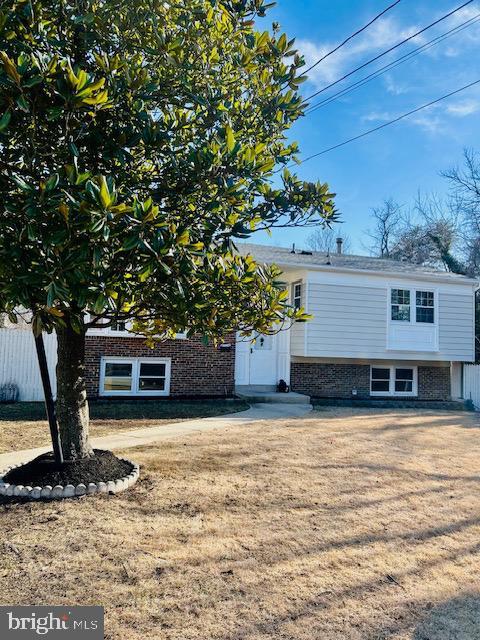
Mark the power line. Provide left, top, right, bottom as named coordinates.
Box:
left=306, top=12, right=480, bottom=115
left=287, top=79, right=480, bottom=168
left=302, top=0, right=403, bottom=77
left=304, top=0, right=475, bottom=102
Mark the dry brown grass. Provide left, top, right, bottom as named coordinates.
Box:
left=0, top=400, right=248, bottom=453
left=1, top=407, right=480, bottom=640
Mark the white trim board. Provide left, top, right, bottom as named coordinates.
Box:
left=306, top=270, right=476, bottom=294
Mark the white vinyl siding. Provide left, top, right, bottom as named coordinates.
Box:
left=303, top=278, right=475, bottom=362
left=290, top=322, right=305, bottom=356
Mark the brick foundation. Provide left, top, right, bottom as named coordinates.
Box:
left=85, top=335, right=235, bottom=398
left=291, top=362, right=451, bottom=400
left=291, top=363, right=371, bottom=398
left=417, top=366, right=451, bottom=400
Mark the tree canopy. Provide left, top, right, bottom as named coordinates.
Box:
left=0, top=0, right=337, bottom=340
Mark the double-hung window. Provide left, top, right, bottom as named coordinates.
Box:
left=391, top=289, right=411, bottom=322
left=370, top=366, right=417, bottom=396
left=100, top=357, right=171, bottom=396
left=416, top=291, right=434, bottom=324
left=292, top=282, right=302, bottom=310
left=391, top=288, right=435, bottom=325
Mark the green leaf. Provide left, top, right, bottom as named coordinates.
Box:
left=45, top=174, right=59, bottom=191
left=225, top=125, right=235, bottom=153
left=93, top=293, right=106, bottom=314
left=122, top=234, right=140, bottom=251
left=16, top=95, right=29, bottom=112
left=69, top=141, right=79, bottom=157
left=0, top=110, right=11, bottom=132
left=99, top=176, right=112, bottom=208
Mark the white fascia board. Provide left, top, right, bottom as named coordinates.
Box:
left=303, top=268, right=477, bottom=293
left=271, top=260, right=478, bottom=288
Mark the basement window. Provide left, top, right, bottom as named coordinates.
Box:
left=370, top=366, right=417, bottom=397
left=100, top=357, right=171, bottom=396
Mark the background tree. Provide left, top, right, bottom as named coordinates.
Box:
left=387, top=193, right=463, bottom=272
left=365, top=198, right=402, bottom=258
left=306, top=227, right=351, bottom=254
left=443, top=148, right=480, bottom=274
left=0, top=1, right=337, bottom=461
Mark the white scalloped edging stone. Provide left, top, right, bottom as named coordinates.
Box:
left=0, top=457, right=139, bottom=501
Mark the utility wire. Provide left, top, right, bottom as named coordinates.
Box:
left=306, top=12, right=480, bottom=114
left=304, top=0, right=475, bottom=102
left=285, top=79, right=480, bottom=168
left=301, top=0, right=403, bottom=77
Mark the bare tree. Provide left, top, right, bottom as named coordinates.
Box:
left=306, top=227, right=352, bottom=254
left=443, top=148, right=480, bottom=274
left=364, top=192, right=465, bottom=272
left=366, top=199, right=402, bottom=257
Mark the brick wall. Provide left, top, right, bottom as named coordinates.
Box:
left=291, top=362, right=451, bottom=400
left=291, top=363, right=371, bottom=398
left=418, top=366, right=451, bottom=400
left=85, top=335, right=235, bottom=398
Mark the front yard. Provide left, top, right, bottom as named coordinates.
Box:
left=0, top=399, right=249, bottom=453
left=1, top=407, right=480, bottom=639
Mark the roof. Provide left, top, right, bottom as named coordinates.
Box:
left=237, top=243, right=477, bottom=284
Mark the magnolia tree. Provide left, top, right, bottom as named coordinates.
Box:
left=0, top=0, right=337, bottom=461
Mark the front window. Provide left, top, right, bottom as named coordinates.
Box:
left=416, top=291, right=434, bottom=323
left=103, top=362, right=133, bottom=392
left=101, top=358, right=171, bottom=396
left=138, top=362, right=167, bottom=391
left=395, top=368, right=414, bottom=393
left=370, top=366, right=417, bottom=396
left=391, top=289, right=410, bottom=322
left=391, top=288, right=435, bottom=325
left=371, top=367, right=390, bottom=393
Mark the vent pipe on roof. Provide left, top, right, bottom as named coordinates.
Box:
left=336, top=237, right=343, bottom=254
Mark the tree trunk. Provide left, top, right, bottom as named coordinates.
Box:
left=56, top=323, right=93, bottom=461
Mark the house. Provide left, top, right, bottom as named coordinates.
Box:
left=0, top=242, right=477, bottom=402
left=234, top=243, right=477, bottom=402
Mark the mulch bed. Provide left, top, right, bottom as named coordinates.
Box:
left=4, top=449, right=133, bottom=486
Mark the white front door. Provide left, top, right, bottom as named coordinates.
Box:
left=234, top=331, right=291, bottom=387
left=249, top=334, right=278, bottom=385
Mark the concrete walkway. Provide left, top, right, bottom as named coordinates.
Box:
left=0, top=402, right=312, bottom=470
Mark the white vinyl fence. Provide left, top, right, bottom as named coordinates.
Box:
left=463, top=364, right=480, bottom=410
left=0, top=329, right=57, bottom=401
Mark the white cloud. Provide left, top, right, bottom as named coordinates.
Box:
left=297, top=16, right=420, bottom=89
left=384, top=73, right=410, bottom=95
left=362, top=106, right=445, bottom=134
left=298, top=5, right=480, bottom=91
left=446, top=99, right=480, bottom=117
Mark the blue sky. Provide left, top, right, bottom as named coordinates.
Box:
left=252, top=0, right=480, bottom=253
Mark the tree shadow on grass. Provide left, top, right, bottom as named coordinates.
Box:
left=413, top=594, right=480, bottom=640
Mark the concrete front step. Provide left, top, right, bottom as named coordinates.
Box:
left=235, top=389, right=311, bottom=405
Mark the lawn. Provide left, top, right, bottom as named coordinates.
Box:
left=1, top=407, right=480, bottom=639
left=0, top=399, right=249, bottom=453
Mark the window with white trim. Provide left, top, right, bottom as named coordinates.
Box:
left=110, top=320, right=128, bottom=333
left=391, top=289, right=410, bottom=322
left=416, top=290, right=434, bottom=324
left=292, top=282, right=302, bottom=310
left=370, top=366, right=417, bottom=396
left=100, top=357, right=171, bottom=396
left=391, top=288, right=435, bottom=325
